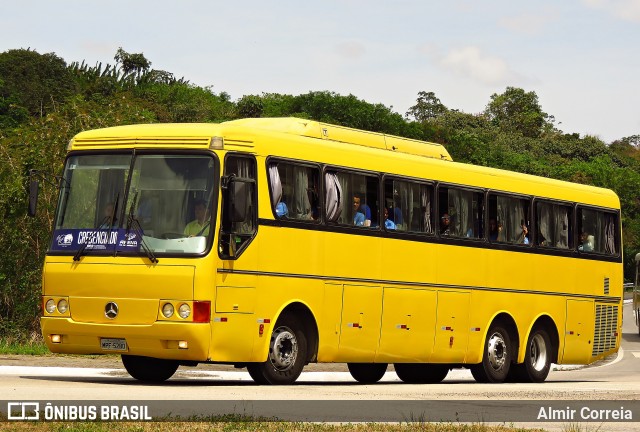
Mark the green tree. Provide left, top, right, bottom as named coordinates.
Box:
left=236, top=94, right=265, bottom=118
left=485, top=87, right=549, bottom=138
left=406, top=91, right=448, bottom=121
left=114, top=47, right=151, bottom=82
left=0, top=48, right=76, bottom=117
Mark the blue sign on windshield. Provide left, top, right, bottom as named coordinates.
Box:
left=51, top=229, right=141, bottom=252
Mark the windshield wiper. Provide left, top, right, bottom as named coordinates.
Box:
left=73, top=192, right=119, bottom=261
left=125, top=191, right=158, bottom=264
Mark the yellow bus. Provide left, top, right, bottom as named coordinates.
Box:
left=33, top=118, right=623, bottom=385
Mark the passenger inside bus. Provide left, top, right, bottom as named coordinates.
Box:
left=579, top=231, right=595, bottom=252
left=384, top=207, right=396, bottom=230
left=440, top=213, right=451, bottom=235
left=488, top=218, right=503, bottom=242
left=517, top=221, right=530, bottom=244
left=353, top=194, right=371, bottom=227
left=100, top=202, right=117, bottom=229
left=276, top=201, right=289, bottom=217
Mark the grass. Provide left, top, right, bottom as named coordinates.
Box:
left=0, top=421, right=547, bottom=432
left=0, top=338, right=49, bottom=355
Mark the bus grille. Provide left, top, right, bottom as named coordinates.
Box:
left=591, top=304, right=618, bottom=357
left=603, top=277, right=610, bottom=295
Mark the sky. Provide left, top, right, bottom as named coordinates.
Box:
left=1, top=0, right=639, bottom=143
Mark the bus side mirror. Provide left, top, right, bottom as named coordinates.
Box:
left=28, top=177, right=39, bottom=217
left=226, top=180, right=250, bottom=223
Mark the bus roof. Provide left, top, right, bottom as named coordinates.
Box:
left=71, top=118, right=452, bottom=161
left=69, top=118, right=620, bottom=209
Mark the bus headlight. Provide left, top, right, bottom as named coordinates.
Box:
left=162, top=303, right=174, bottom=318
left=178, top=303, right=191, bottom=319
left=57, top=299, right=69, bottom=314
left=45, top=299, right=56, bottom=314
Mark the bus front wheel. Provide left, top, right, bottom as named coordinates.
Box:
left=246, top=314, right=307, bottom=385
left=395, top=363, right=449, bottom=383
left=471, top=324, right=512, bottom=383
left=347, top=363, right=388, bottom=384
left=121, top=355, right=179, bottom=382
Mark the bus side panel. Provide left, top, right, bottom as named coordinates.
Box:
left=317, top=283, right=343, bottom=362
left=431, top=291, right=470, bottom=363
left=561, top=299, right=594, bottom=364
left=375, top=287, right=437, bottom=363
left=337, top=284, right=383, bottom=362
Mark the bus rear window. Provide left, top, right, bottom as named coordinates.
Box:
left=578, top=208, right=618, bottom=255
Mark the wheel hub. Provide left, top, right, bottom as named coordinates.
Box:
left=269, top=326, right=298, bottom=371
left=487, top=332, right=507, bottom=370
left=529, top=333, right=548, bottom=371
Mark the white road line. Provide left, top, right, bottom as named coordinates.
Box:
left=0, top=366, right=475, bottom=382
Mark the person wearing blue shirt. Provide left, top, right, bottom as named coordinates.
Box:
left=384, top=207, right=396, bottom=230
left=517, top=222, right=530, bottom=245
left=353, top=210, right=366, bottom=226
left=275, top=201, right=288, bottom=218
left=353, top=194, right=371, bottom=227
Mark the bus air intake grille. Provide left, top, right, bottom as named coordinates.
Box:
left=603, top=277, right=610, bottom=295
left=591, top=304, right=618, bottom=357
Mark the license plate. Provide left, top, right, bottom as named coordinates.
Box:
left=100, top=338, right=127, bottom=351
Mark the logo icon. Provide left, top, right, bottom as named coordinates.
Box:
left=56, top=234, right=73, bottom=246
left=104, top=302, right=119, bottom=319
left=7, top=402, right=40, bottom=420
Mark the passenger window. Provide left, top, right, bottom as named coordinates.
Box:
left=536, top=202, right=572, bottom=249
left=438, top=186, right=484, bottom=238
left=219, top=155, right=257, bottom=258
left=268, top=161, right=320, bottom=221
left=325, top=170, right=379, bottom=228
left=384, top=179, right=433, bottom=233
left=487, top=194, right=531, bottom=245
left=578, top=208, right=618, bottom=255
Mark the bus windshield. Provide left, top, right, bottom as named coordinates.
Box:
left=52, top=153, right=217, bottom=256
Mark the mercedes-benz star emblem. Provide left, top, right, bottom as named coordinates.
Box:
left=104, top=302, right=119, bottom=319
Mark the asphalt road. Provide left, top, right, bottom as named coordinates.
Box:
left=2, top=301, right=639, bottom=430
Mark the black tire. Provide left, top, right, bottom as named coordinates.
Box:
left=511, top=327, right=552, bottom=383
left=470, top=324, right=512, bottom=383
left=246, top=314, right=307, bottom=385
left=347, top=363, right=388, bottom=384
left=121, top=355, right=179, bottom=382
left=395, top=363, right=449, bottom=384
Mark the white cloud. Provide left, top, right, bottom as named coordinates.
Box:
left=439, top=46, right=523, bottom=86
left=582, top=0, right=640, bottom=23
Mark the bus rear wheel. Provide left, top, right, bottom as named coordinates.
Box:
left=471, top=324, right=512, bottom=383
left=512, top=327, right=551, bottom=383
left=395, top=363, right=449, bottom=383
left=246, top=314, right=307, bottom=385
left=347, top=363, right=388, bottom=384
left=121, top=355, right=179, bottom=382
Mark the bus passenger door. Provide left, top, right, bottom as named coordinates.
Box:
left=338, top=284, right=383, bottom=362
left=376, top=288, right=437, bottom=363
left=431, top=291, right=470, bottom=363
left=562, top=299, right=594, bottom=364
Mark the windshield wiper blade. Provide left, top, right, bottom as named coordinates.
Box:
left=73, top=192, right=120, bottom=262
left=125, top=191, right=158, bottom=264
